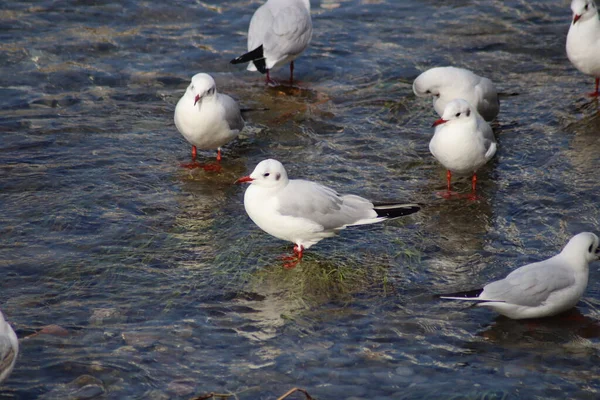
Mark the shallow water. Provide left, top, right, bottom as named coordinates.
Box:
left=1, top=0, right=600, bottom=398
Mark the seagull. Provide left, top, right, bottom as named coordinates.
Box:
left=174, top=73, right=244, bottom=171
left=413, top=66, right=500, bottom=121
left=566, top=0, right=600, bottom=97
left=438, top=232, right=600, bottom=320
left=230, top=0, right=313, bottom=85
left=429, top=99, right=496, bottom=198
left=0, top=310, right=18, bottom=383
left=235, top=159, right=420, bottom=268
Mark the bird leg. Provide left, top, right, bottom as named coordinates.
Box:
left=589, top=78, right=600, bottom=98
left=466, top=174, right=479, bottom=201
left=282, top=244, right=304, bottom=269
left=180, top=145, right=222, bottom=171
left=437, top=170, right=454, bottom=199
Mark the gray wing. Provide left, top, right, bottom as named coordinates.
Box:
left=0, top=335, right=16, bottom=379
left=264, top=5, right=312, bottom=61
left=276, top=180, right=375, bottom=230
left=482, top=260, right=575, bottom=307
left=218, top=93, right=244, bottom=132
left=474, top=77, right=499, bottom=121
left=248, top=3, right=273, bottom=51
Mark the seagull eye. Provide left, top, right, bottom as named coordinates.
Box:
left=208, top=87, right=215, bottom=95
left=455, top=112, right=461, bottom=117
left=585, top=4, right=589, bottom=10
left=425, top=90, right=431, bottom=94
left=263, top=172, right=270, bottom=177
left=588, top=243, right=594, bottom=253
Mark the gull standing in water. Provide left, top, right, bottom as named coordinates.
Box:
left=566, top=0, right=600, bottom=97
left=230, top=0, right=313, bottom=85
left=174, top=73, right=244, bottom=171
left=438, top=233, right=600, bottom=320
left=429, top=99, right=496, bottom=199
left=0, top=310, right=18, bottom=383
left=235, top=159, right=420, bottom=268
left=413, top=66, right=499, bottom=121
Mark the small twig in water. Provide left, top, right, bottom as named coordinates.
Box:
left=277, top=387, right=314, bottom=400
left=189, top=393, right=233, bottom=400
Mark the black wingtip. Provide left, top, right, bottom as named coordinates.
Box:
left=230, top=45, right=264, bottom=65
left=436, top=288, right=484, bottom=299
left=373, top=203, right=421, bottom=219
left=253, top=58, right=267, bottom=74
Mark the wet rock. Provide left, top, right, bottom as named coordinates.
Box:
left=27, top=324, right=69, bottom=338
left=167, top=379, right=196, bottom=396
left=89, top=308, right=123, bottom=325
left=395, top=366, right=415, bottom=376
left=40, top=375, right=105, bottom=400
left=121, top=331, right=160, bottom=348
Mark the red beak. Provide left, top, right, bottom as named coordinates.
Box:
left=432, top=118, right=448, bottom=127
left=194, top=94, right=200, bottom=105
left=235, top=176, right=254, bottom=184
left=574, top=14, right=581, bottom=24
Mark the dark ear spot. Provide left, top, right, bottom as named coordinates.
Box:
left=466, top=109, right=471, bottom=117
left=275, top=173, right=281, bottom=181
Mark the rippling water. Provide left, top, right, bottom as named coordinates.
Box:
left=2, top=0, right=600, bottom=398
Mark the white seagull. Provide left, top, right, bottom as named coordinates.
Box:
left=413, top=66, right=500, bottom=121
left=0, top=310, right=18, bottom=383
left=439, top=232, right=600, bottom=320
left=429, top=99, right=496, bottom=198
left=230, top=0, right=313, bottom=84
left=566, top=0, right=600, bottom=97
left=235, top=159, right=420, bottom=268
left=174, top=73, right=244, bottom=171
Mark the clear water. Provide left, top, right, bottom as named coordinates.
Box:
left=2, top=0, right=600, bottom=398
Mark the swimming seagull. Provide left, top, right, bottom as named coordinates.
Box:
left=0, top=310, right=18, bottom=383
left=230, top=0, right=313, bottom=85
left=174, top=73, right=244, bottom=170
left=413, top=66, right=500, bottom=121
left=235, top=159, right=420, bottom=268
left=566, top=0, right=600, bottom=97
left=438, top=232, right=600, bottom=320
left=429, top=99, right=496, bottom=198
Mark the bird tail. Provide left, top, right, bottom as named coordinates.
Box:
left=373, top=203, right=421, bottom=220
left=230, top=45, right=268, bottom=74
left=436, top=288, right=501, bottom=303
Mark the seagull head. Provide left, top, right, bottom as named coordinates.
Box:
left=235, top=159, right=289, bottom=188
left=412, top=69, right=442, bottom=99
left=571, top=0, right=597, bottom=24
left=561, top=232, right=600, bottom=263
left=187, top=73, right=217, bottom=106
left=432, top=98, right=474, bottom=127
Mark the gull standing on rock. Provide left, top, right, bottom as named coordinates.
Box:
left=438, top=232, right=600, bottom=320
left=566, top=0, right=600, bottom=97
left=413, top=66, right=500, bottom=121
left=230, top=0, right=312, bottom=85
left=235, top=159, right=420, bottom=268
left=0, top=310, right=18, bottom=383
left=174, top=73, right=244, bottom=171
left=429, top=99, right=496, bottom=198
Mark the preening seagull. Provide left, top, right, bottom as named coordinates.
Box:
left=235, top=159, right=420, bottom=268
left=413, top=66, right=499, bottom=121
left=438, top=232, right=600, bottom=320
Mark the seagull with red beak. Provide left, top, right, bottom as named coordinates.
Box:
left=174, top=73, right=245, bottom=170
left=235, top=159, right=420, bottom=268
left=566, top=0, right=600, bottom=97
left=429, top=99, right=496, bottom=199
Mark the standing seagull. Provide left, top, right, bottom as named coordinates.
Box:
left=413, top=66, right=500, bottom=121
left=230, top=0, right=313, bottom=85
left=174, top=73, right=244, bottom=170
left=0, top=310, right=18, bottom=383
left=438, top=232, right=600, bottom=320
left=566, top=0, right=600, bottom=97
left=235, top=159, right=420, bottom=268
left=429, top=99, right=496, bottom=198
